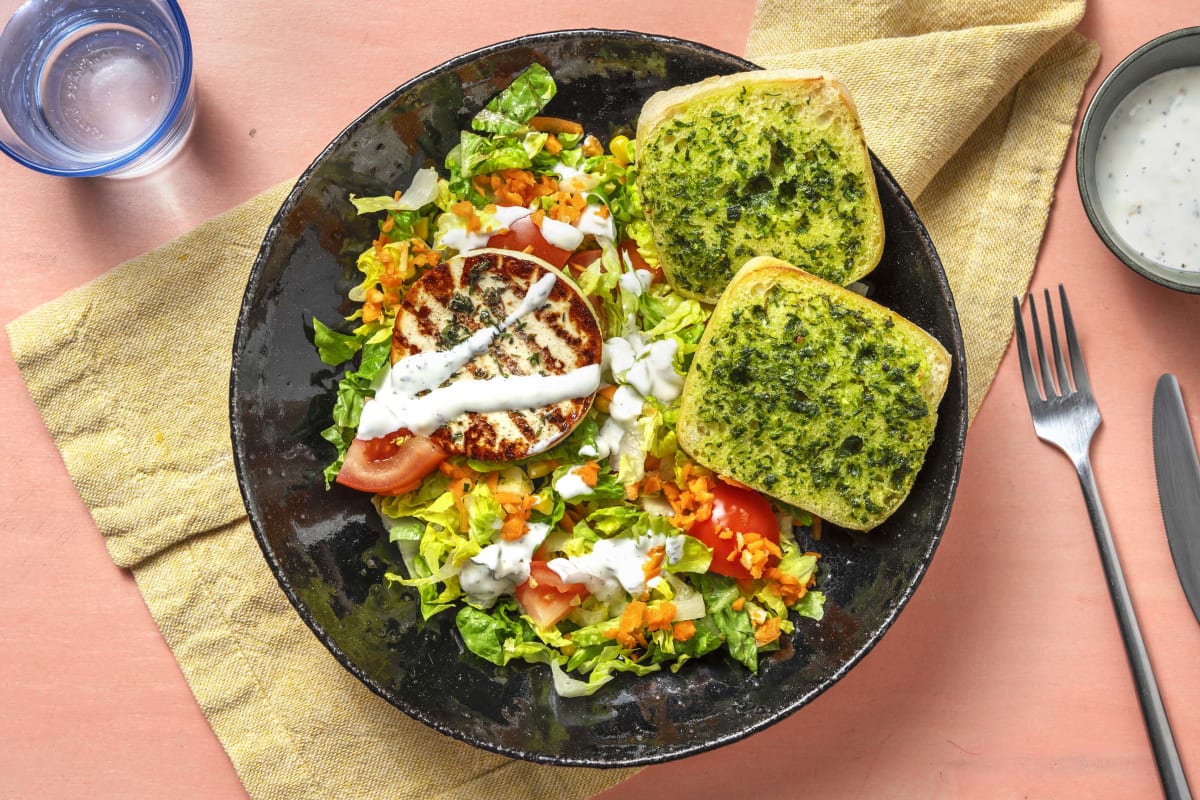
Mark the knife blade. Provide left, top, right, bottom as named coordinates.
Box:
left=1152, top=373, right=1200, bottom=627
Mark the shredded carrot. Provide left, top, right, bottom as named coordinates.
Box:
left=496, top=491, right=538, bottom=541
left=485, top=470, right=499, bottom=494
left=624, top=482, right=640, bottom=501
left=764, top=567, right=808, bottom=605
left=642, top=474, right=662, bottom=496
left=594, top=384, right=618, bottom=414
left=546, top=190, right=588, bottom=224
left=735, top=531, right=784, bottom=579
left=664, top=469, right=715, bottom=531
left=604, top=600, right=647, bottom=649
left=672, top=620, right=697, bottom=642
left=754, top=616, right=782, bottom=646
left=644, top=601, right=676, bottom=632
left=500, top=514, right=526, bottom=541
left=438, top=461, right=475, bottom=482
left=448, top=481, right=470, bottom=533
left=642, top=545, right=666, bottom=585
left=543, top=134, right=562, bottom=155
left=451, top=200, right=474, bottom=217
left=573, top=461, right=600, bottom=488
left=811, top=516, right=823, bottom=541
left=529, top=116, right=584, bottom=135
left=731, top=596, right=746, bottom=612
left=478, top=168, right=558, bottom=207
left=764, top=552, right=819, bottom=605
left=581, top=134, right=603, bottom=157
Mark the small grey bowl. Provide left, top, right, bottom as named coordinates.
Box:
left=1077, top=26, right=1200, bottom=293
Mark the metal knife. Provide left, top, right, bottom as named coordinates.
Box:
left=1153, top=373, right=1200, bottom=626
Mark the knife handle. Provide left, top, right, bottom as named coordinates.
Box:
left=1077, top=458, right=1192, bottom=800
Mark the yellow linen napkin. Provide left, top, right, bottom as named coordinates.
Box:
left=7, top=4, right=1096, bottom=798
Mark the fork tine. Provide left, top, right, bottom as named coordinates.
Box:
left=1013, top=295, right=1045, bottom=404
left=1043, top=288, right=1073, bottom=393
left=1028, top=292, right=1059, bottom=398
left=1058, top=284, right=1093, bottom=394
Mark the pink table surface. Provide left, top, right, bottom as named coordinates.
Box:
left=4, top=2, right=1200, bottom=798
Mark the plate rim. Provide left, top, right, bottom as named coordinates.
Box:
left=229, top=27, right=969, bottom=768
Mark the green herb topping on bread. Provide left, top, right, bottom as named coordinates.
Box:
left=636, top=69, right=884, bottom=302
left=676, top=257, right=950, bottom=531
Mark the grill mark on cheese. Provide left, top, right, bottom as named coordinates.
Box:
left=389, top=248, right=602, bottom=461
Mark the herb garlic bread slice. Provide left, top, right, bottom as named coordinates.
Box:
left=676, top=257, right=950, bottom=531
left=636, top=69, right=884, bottom=303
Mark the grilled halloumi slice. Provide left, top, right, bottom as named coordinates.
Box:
left=390, top=248, right=603, bottom=461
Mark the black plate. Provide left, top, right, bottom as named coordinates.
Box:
left=230, top=29, right=968, bottom=767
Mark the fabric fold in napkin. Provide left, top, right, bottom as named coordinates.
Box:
left=7, top=3, right=1097, bottom=799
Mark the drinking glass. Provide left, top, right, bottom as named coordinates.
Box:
left=0, top=0, right=195, bottom=178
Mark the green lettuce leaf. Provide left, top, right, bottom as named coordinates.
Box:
left=457, top=603, right=524, bottom=665
left=312, top=318, right=364, bottom=366
left=317, top=325, right=391, bottom=486
left=664, top=534, right=713, bottom=575
left=471, top=63, right=556, bottom=135
left=453, top=129, right=533, bottom=180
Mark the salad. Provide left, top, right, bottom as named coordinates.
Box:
left=313, top=64, right=825, bottom=697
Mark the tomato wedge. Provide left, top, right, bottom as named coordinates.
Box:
left=689, top=481, right=781, bottom=579
left=565, top=241, right=663, bottom=284
left=618, top=240, right=663, bottom=283
left=515, top=561, right=590, bottom=629
left=336, top=432, right=447, bottom=496
left=485, top=215, right=572, bottom=268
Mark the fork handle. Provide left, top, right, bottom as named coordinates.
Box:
left=1077, top=459, right=1192, bottom=800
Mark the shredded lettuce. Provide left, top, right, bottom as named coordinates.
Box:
left=349, top=168, right=439, bottom=214
left=314, top=65, right=828, bottom=696
left=315, top=323, right=391, bottom=486
left=470, top=63, right=556, bottom=135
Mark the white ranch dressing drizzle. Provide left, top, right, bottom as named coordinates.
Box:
left=357, top=272, right=600, bottom=440
left=539, top=216, right=585, bottom=251
left=547, top=533, right=685, bottom=601
left=459, top=522, right=550, bottom=606
left=576, top=204, right=615, bottom=241
left=553, top=470, right=593, bottom=500
left=438, top=204, right=533, bottom=253
left=1094, top=66, right=1200, bottom=270
left=605, top=333, right=684, bottom=404
left=618, top=269, right=653, bottom=297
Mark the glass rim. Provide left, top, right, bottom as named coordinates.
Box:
left=0, top=0, right=194, bottom=177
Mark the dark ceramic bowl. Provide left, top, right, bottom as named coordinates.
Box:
left=1077, top=27, right=1200, bottom=293
left=230, top=30, right=968, bottom=767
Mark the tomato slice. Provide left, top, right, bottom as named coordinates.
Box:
left=336, top=432, right=447, bottom=496
left=486, top=215, right=572, bottom=268
left=515, top=561, right=590, bottom=629
left=689, top=481, right=781, bottom=579
left=566, top=248, right=602, bottom=274
left=566, top=241, right=663, bottom=284
left=618, top=240, right=664, bottom=284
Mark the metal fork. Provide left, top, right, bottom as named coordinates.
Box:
left=1014, top=285, right=1191, bottom=800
